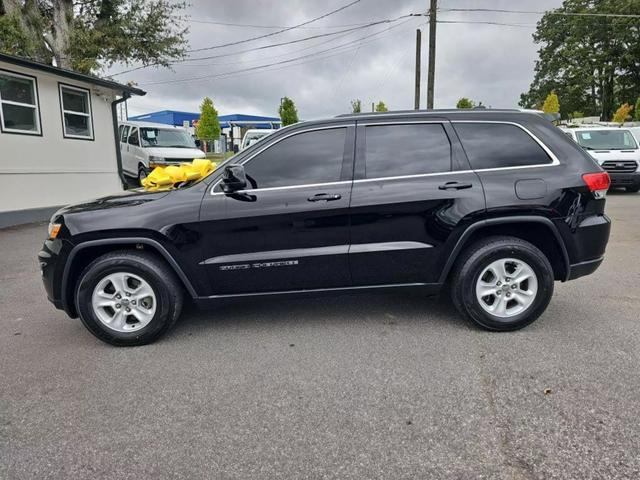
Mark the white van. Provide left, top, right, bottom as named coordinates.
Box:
left=562, top=126, right=640, bottom=192
left=240, top=129, right=275, bottom=151
left=118, top=121, right=206, bottom=185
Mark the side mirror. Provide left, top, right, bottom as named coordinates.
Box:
left=194, top=139, right=202, bottom=148
left=221, top=165, right=247, bottom=193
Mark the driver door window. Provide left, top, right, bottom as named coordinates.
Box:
left=243, top=128, right=347, bottom=189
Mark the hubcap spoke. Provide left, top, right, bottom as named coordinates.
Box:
left=476, top=257, right=538, bottom=320
left=92, top=272, right=156, bottom=333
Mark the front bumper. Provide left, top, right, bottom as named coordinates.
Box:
left=609, top=171, right=640, bottom=188
left=38, top=238, right=73, bottom=314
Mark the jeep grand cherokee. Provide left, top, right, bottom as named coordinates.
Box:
left=39, top=110, right=611, bottom=346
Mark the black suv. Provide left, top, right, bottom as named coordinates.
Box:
left=40, top=110, right=611, bottom=346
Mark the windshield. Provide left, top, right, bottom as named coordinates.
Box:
left=140, top=127, right=197, bottom=148
left=575, top=129, right=638, bottom=150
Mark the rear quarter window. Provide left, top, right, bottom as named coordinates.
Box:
left=454, top=122, right=552, bottom=170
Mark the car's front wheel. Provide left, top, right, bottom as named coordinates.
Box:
left=451, top=236, right=554, bottom=331
left=75, top=251, right=183, bottom=346
left=138, top=165, right=149, bottom=186
left=625, top=186, right=640, bottom=193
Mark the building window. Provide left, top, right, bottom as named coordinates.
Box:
left=0, top=70, right=41, bottom=135
left=59, top=84, right=94, bottom=140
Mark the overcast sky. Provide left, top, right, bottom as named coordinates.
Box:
left=106, top=0, right=563, bottom=119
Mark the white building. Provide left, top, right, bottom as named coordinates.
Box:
left=0, top=53, right=145, bottom=228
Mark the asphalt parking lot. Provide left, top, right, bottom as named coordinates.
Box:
left=1, top=193, right=639, bottom=480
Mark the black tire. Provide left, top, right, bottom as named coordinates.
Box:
left=138, top=165, right=148, bottom=186
left=625, top=186, right=640, bottom=193
left=450, top=236, right=554, bottom=331
left=75, top=250, right=183, bottom=346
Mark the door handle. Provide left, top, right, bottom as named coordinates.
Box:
left=438, top=181, right=473, bottom=190
left=308, top=193, right=342, bottom=202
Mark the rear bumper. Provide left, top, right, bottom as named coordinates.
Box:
left=567, top=256, right=604, bottom=280
left=563, top=214, right=611, bottom=281
left=609, top=171, right=640, bottom=188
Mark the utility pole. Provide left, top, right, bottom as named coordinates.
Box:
left=414, top=29, right=421, bottom=110
left=426, top=0, right=437, bottom=109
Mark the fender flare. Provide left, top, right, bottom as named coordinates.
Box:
left=438, top=215, right=571, bottom=283
left=61, top=237, right=198, bottom=316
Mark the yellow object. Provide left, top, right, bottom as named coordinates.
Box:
left=141, top=159, right=217, bottom=191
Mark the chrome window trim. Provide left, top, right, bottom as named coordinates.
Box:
left=210, top=120, right=562, bottom=194
left=451, top=120, right=561, bottom=168
left=211, top=180, right=352, bottom=195
left=210, top=124, right=354, bottom=195
left=352, top=170, right=470, bottom=184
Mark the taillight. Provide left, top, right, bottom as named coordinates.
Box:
left=582, top=172, right=610, bottom=198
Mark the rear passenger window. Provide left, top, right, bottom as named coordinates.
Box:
left=364, top=124, right=451, bottom=178
left=454, top=123, right=552, bottom=170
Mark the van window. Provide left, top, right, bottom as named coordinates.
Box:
left=364, top=124, right=451, bottom=179
left=454, top=123, right=552, bottom=169
left=127, top=127, right=139, bottom=146
left=121, top=125, right=130, bottom=142
left=575, top=129, right=637, bottom=150
left=243, top=128, right=346, bottom=189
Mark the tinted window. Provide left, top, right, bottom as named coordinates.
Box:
left=455, top=123, right=552, bottom=169
left=128, top=127, right=139, bottom=146
left=243, top=128, right=346, bottom=189
left=121, top=125, right=130, bottom=142
left=364, top=124, right=451, bottom=179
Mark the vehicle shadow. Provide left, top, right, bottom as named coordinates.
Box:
left=171, top=291, right=469, bottom=336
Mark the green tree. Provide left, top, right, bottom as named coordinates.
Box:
left=519, top=0, right=640, bottom=120
left=0, top=0, right=188, bottom=74
left=374, top=101, right=388, bottom=112
left=350, top=99, right=362, bottom=113
left=542, top=91, right=560, bottom=115
left=278, top=97, right=299, bottom=126
left=456, top=97, right=475, bottom=109
left=570, top=111, right=584, bottom=119
left=195, top=97, right=220, bottom=143
left=635, top=98, right=640, bottom=121
left=612, top=103, right=632, bottom=123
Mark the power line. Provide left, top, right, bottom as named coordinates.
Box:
left=189, top=18, right=380, bottom=30
left=187, top=0, right=362, bottom=52
left=180, top=18, right=415, bottom=70
left=439, top=8, right=640, bottom=18
left=111, top=14, right=417, bottom=76
left=141, top=18, right=419, bottom=87
left=437, top=19, right=535, bottom=28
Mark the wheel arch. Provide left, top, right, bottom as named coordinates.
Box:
left=61, top=238, right=197, bottom=318
left=439, top=216, right=570, bottom=284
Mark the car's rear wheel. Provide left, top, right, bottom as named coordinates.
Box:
left=625, top=186, right=640, bottom=193
left=451, top=236, right=554, bottom=331
left=75, top=251, right=183, bottom=346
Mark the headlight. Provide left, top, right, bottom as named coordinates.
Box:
left=149, top=155, right=164, bottom=164
left=48, top=222, right=62, bottom=239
